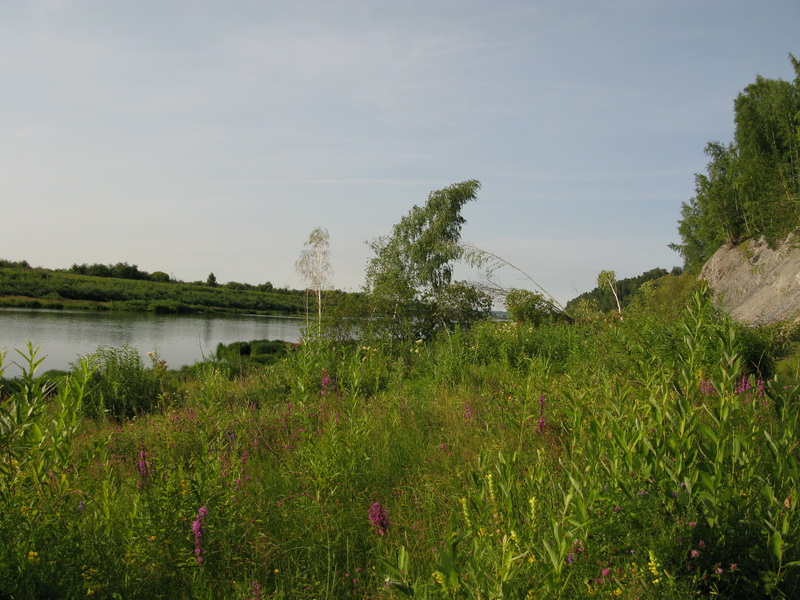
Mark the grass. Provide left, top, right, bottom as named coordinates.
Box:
left=0, top=288, right=799, bottom=599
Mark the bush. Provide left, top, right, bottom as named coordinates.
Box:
left=81, top=346, right=170, bottom=420
left=505, top=288, right=561, bottom=325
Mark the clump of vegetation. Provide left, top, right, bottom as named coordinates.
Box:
left=81, top=346, right=174, bottom=420
left=213, top=339, right=292, bottom=368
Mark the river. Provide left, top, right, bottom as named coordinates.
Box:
left=0, top=308, right=304, bottom=377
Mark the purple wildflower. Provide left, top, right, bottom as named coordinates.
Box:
left=537, top=394, right=546, bottom=434
left=368, top=502, right=389, bottom=536
left=250, top=581, right=263, bottom=600
left=735, top=376, right=750, bottom=396
left=463, top=402, right=474, bottom=421
left=321, top=371, right=334, bottom=397
left=699, top=378, right=716, bottom=396
left=192, top=505, right=209, bottom=564
left=136, top=450, right=152, bottom=489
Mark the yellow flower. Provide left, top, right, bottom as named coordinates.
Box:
left=27, top=551, right=39, bottom=563
left=432, top=570, right=445, bottom=585
left=647, top=550, right=661, bottom=577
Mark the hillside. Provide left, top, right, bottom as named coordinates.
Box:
left=700, top=233, right=800, bottom=325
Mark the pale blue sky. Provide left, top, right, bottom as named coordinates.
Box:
left=2, top=0, right=798, bottom=304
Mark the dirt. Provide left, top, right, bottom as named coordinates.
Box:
left=700, top=233, right=800, bottom=326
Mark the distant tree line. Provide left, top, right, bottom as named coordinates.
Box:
left=0, top=259, right=31, bottom=269
left=69, top=262, right=161, bottom=281
left=67, top=261, right=279, bottom=293
left=671, top=54, right=800, bottom=272
left=0, top=260, right=306, bottom=315
left=565, top=267, right=682, bottom=314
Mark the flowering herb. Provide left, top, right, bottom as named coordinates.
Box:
left=368, top=502, right=389, bottom=536
left=192, top=506, right=209, bottom=564
left=537, top=394, right=546, bottom=434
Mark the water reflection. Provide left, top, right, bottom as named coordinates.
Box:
left=0, top=308, right=303, bottom=376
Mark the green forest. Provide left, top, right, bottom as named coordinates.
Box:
left=1, top=60, right=800, bottom=600
left=671, top=54, right=800, bottom=272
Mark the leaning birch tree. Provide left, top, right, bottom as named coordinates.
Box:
left=597, top=269, right=623, bottom=320
left=295, top=227, right=333, bottom=329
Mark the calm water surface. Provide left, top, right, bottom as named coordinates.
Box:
left=0, top=309, right=303, bottom=376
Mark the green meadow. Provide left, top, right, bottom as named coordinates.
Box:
left=2, top=276, right=799, bottom=599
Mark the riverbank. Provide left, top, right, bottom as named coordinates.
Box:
left=0, top=265, right=308, bottom=316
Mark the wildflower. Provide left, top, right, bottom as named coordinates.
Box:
left=250, top=581, right=263, bottom=600
left=486, top=473, right=497, bottom=509
left=730, top=563, right=738, bottom=571
left=735, top=375, right=750, bottom=396
left=537, top=394, right=546, bottom=434
left=463, top=402, right=474, bottom=421
left=136, top=450, right=152, bottom=489
left=647, top=550, right=661, bottom=583
left=27, top=551, right=39, bottom=563
left=432, top=570, right=445, bottom=584
left=460, top=497, right=472, bottom=528
left=192, top=505, right=209, bottom=564
left=368, top=502, right=389, bottom=536
left=691, top=549, right=700, bottom=558
left=699, top=378, right=716, bottom=395
left=601, top=568, right=611, bottom=577
left=320, top=371, right=334, bottom=397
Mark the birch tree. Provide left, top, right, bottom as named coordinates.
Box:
left=597, top=270, right=623, bottom=320
left=365, top=180, right=489, bottom=339
left=295, top=227, right=333, bottom=329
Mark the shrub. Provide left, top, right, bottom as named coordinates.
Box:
left=81, top=346, right=169, bottom=420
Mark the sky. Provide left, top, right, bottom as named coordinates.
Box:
left=2, top=0, right=798, bottom=305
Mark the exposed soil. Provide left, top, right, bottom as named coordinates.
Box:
left=700, top=233, right=800, bottom=326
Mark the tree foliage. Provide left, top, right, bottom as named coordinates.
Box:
left=504, top=289, right=560, bottom=326
left=364, top=180, right=489, bottom=339
left=295, top=227, right=333, bottom=327
left=566, top=267, right=679, bottom=314
left=672, top=55, right=800, bottom=271
left=597, top=270, right=623, bottom=319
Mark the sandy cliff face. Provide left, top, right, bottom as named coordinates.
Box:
left=700, top=234, right=800, bottom=325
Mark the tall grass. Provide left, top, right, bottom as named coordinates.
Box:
left=0, top=288, right=798, bottom=598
